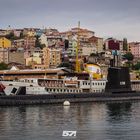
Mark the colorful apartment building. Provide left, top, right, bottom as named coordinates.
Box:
left=104, top=38, right=123, bottom=51
left=43, top=47, right=61, bottom=68
left=25, top=48, right=43, bottom=67
left=0, top=48, right=9, bottom=63
left=88, top=36, right=104, bottom=53
left=24, top=37, right=36, bottom=49
left=0, top=37, right=11, bottom=48
left=13, top=39, right=25, bottom=48
left=129, top=42, right=140, bottom=59
left=23, top=28, right=36, bottom=37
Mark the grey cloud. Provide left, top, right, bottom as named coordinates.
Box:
left=0, top=0, right=140, bottom=41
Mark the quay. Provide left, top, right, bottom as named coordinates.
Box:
left=0, top=92, right=140, bottom=106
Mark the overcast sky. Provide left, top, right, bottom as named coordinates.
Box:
left=0, top=0, right=140, bottom=42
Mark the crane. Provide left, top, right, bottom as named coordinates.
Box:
left=75, top=21, right=81, bottom=73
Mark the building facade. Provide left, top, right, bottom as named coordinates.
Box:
left=129, top=42, right=140, bottom=59
left=0, top=48, right=9, bottom=63
left=43, top=47, right=61, bottom=68
left=9, top=50, right=25, bottom=65
left=24, top=37, right=36, bottom=49
left=0, top=37, right=11, bottom=48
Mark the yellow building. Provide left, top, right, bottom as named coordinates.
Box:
left=26, top=57, right=42, bottom=67
left=25, top=52, right=42, bottom=67
left=0, top=37, right=11, bottom=48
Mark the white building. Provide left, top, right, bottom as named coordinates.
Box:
left=39, top=34, right=48, bottom=47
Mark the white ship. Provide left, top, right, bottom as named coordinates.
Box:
left=1, top=77, right=107, bottom=95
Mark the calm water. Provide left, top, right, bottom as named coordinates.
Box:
left=0, top=101, right=140, bottom=140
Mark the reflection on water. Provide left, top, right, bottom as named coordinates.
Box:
left=107, top=102, right=132, bottom=121
left=0, top=102, right=140, bottom=140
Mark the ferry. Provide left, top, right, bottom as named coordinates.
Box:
left=0, top=67, right=140, bottom=106
left=0, top=66, right=140, bottom=96
left=0, top=76, right=107, bottom=95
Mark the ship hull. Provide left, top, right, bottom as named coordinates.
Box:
left=0, top=92, right=140, bottom=106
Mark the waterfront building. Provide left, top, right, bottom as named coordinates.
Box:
left=0, top=68, right=67, bottom=80
left=0, top=37, right=11, bottom=48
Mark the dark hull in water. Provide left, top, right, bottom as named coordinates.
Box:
left=0, top=67, right=138, bottom=106
left=0, top=92, right=140, bottom=106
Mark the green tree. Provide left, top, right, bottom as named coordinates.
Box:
left=123, top=52, right=134, bottom=61
left=5, top=32, right=15, bottom=40
left=58, top=62, right=71, bottom=68
left=123, top=38, right=128, bottom=51
left=133, top=62, right=140, bottom=70
left=20, top=31, right=24, bottom=38
left=5, top=32, right=24, bottom=40
left=0, top=62, right=8, bottom=70
left=35, top=35, right=45, bottom=49
left=123, top=52, right=134, bottom=69
left=58, top=62, right=75, bottom=71
left=90, top=53, right=99, bottom=57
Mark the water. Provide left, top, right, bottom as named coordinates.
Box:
left=0, top=102, right=140, bottom=140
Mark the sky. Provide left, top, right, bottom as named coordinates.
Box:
left=0, top=0, right=140, bottom=42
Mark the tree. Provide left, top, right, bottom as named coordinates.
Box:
left=5, top=32, right=15, bottom=40
left=133, top=62, right=140, bottom=70
left=58, top=62, right=75, bottom=71
left=90, top=53, right=99, bottom=57
left=123, top=52, right=134, bottom=68
left=0, top=62, right=8, bottom=70
left=123, top=38, right=128, bottom=51
left=35, top=35, right=45, bottom=49
left=58, top=62, right=70, bottom=68
left=5, top=31, right=24, bottom=40
left=20, top=31, right=24, bottom=38
left=123, top=52, right=134, bottom=61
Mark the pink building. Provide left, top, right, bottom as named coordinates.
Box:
left=129, top=42, right=140, bottom=58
